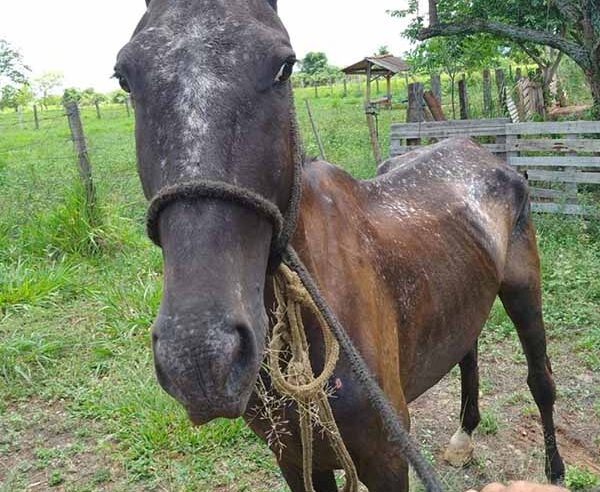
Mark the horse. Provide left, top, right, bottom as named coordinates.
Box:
left=115, top=0, right=565, bottom=490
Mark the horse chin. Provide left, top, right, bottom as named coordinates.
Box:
left=186, top=397, right=251, bottom=426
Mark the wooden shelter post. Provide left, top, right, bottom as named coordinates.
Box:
left=365, top=62, right=382, bottom=165
left=386, top=75, right=392, bottom=107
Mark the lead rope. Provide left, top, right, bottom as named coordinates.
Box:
left=281, top=246, right=443, bottom=492
left=270, top=263, right=359, bottom=492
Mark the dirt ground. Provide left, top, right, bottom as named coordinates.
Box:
left=410, top=335, right=600, bottom=490
left=1, top=335, right=598, bottom=492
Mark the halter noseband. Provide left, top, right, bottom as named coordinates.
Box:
left=146, top=155, right=303, bottom=272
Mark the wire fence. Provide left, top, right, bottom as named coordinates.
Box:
left=0, top=102, right=142, bottom=235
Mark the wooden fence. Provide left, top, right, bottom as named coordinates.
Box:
left=389, top=119, right=600, bottom=215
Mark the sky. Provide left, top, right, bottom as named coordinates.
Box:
left=0, top=0, right=416, bottom=93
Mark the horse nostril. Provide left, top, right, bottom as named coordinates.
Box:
left=232, top=322, right=255, bottom=375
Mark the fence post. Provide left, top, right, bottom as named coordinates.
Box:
left=65, top=102, right=96, bottom=218
left=343, top=77, right=348, bottom=98
left=33, top=105, right=40, bottom=130
left=305, top=99, right=326, bottom=161
left=430, top=73, right=442, bottom=103
left=515, top=67, right=523, bottom=82
left=95, top=100, right=102, bottom=119
left=365, top=62, right=382, bottom=165
left=407, top=82, right=424, bottom=147
left=424, top=90, right=446, bottom=121
left=483, top=69, right=493, bottom=117
left=458, top=75, right=469, bottom=120
left=495, top=68, right=506, bottom=114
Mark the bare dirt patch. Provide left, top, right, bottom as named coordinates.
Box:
left=0, top=399, right=127, bottom=492
left=410, top=336, right=600, bottom=490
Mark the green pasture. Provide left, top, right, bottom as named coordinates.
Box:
left=0, top=92, right=599, bottom=491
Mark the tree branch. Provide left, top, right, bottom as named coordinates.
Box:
left=547, top=51, right=564, bottom=85
left=518, top=42, right=547, bottom=68
left=418, top=20, right=591, bottom=71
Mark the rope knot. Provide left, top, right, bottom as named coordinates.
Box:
left=267, top=263, right=358, bottom=492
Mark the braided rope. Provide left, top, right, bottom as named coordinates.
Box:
left=270, top=263, right=359, bottom=492
left=282, top=247, right=443, bottom=492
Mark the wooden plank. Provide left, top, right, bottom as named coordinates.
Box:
left=506, top=121, right=600, bottom=135
left=392, top=118, right=509, bottom=131
left=390, top=142, right=506, bottom=156
left=527, top=170, right=600, bottom=184
left=564, top=133, right=579, bottom=205
left=506, top=138, right=600, bottom=153
left=508, top=156, right=600, bottom=167
left=531, top=202, right=593, bottom=216
left=530, top=188, right=576, bottom=200
left=390, top=126, right=508, bottom=139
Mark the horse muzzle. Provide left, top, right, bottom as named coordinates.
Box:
left=151, top=314, right=261, bottom=423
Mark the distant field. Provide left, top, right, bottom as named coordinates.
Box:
left=0, top=94, right=598, bottom=491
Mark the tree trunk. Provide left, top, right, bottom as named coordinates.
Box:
left=591, top=73, right=600, bottom=120
left=450, top=76, right=456, bottom=120
left=428, top=0, right=438, bottom=25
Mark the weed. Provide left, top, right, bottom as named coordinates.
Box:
left=565, top=466, right=600, bottom=490
left=479, top=411, right=499, bottom=436
left=48, top=470, right=64, bottom=487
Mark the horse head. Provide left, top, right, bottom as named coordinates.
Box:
left=116, top=0, right=297, bottom=424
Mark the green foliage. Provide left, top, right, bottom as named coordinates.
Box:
left=297, top=51, right=341, bottom=86
left=300, top=51, right=329, bottom=76
left=109, top=89, right=129, bottom=104
left=33, top=71, right=64, bottom=108
left=478, top=411, right=499, bottom=436
left=80, top=87, right=107, bottom=106
left=0, top=38, right=29, bottom=88
left=48, top=471, right=64, bottom=487
left=62, top=87, right=82, bottom=105
left=0, top=260, right=77, bottom=314
left=0, top=84, right=32, bottom=111
left=565, top=466, right=600, bottom=490
left=20, top=181, right=123, bottom=259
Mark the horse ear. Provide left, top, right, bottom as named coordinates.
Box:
left=145, top=0, right=150, bottom=6
left=267, top=0, right=277, bottom=11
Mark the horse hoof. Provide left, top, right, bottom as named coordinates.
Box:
left=444, top=428, right=474, bottom=467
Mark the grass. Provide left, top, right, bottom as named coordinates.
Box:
left=1, top=90, right=599, bottom=490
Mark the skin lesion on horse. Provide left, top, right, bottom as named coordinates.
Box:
left=116, top=0, right=565, bottom=490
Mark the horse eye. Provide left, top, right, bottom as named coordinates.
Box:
left=275, top=59, right=295, bottom=84
left=114, top=72, right=131, bottom=93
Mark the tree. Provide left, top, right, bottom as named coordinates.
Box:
left=0, top=84, right=32, bottom=111
left=300, top=52, right=329, bottom=76
left=109, top=89, right=128, bottom=104
left=297, top=52, right=340, bottom=87
left=80, top=88, right=106, bottom=106
left=376, top=45, right=391, bottom=56
left=399, top=0, right=600, bottom=118
left=0, top=39, right=29, bottom=89
left=34, top=71, right=64, bottom=109
left=406, top=34, right=501, bottom=118
left=62, top=87, right=82, bottom=105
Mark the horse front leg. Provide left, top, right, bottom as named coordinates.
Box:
left=444, top=340, right=481, bottom=467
